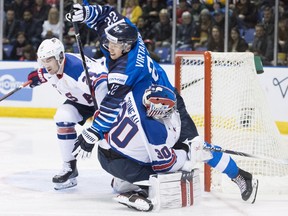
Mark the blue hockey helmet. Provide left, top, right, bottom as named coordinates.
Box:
left=102, top=22, right=138, bottom=52
left=143, top=85, right=177, bottom=119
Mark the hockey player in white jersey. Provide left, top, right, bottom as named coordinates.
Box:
left=27, top=38, right=108, bottom=190
left=72, top=84, right=258, bottom=211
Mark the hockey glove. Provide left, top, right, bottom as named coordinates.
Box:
left=27, top=68, right=47, bottom=88
left=181, top=136, right=213, bottom=172
left=72, top=126, right=101, bottom=159
left=65, top=3, right=90, bottom=23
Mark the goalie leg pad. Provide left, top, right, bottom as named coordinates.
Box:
left=148, top=169, right=201, bottom=211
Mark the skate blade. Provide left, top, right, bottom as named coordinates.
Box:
left=248, top=179, right=259, bottom=204
left=54, top=178, right=77, bottom=190
left=114, top=194, right=153, bottom=212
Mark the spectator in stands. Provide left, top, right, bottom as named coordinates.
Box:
left=19, top=44, right=37, bottom=61
left=260, top=6, right=274, bottom=41
left=212, top=8, right=237, bottom=36
left=282, top=41, right=288, bottom=66
left=176, top=0, right=192, bottom=24
left=41, top=6, right=62, bottom=39
left=212, top=9, right=225, bottom=34
left=176, top=11, right=197, bottom=50
left=190, top=0, right=207, bottom=24
left=136, top=16, right=154, bottom=40
left=278, top=0, right=288, bottom=20
left=232, top=0, right=258, bottom=29
left=2, top=49, right=9, bottom=60
left=45, top=0, right=59, bottom=7
left=142, top=0, right=167, bottom=27
left=193, top=8, right=212, bottom=50
left=10, top=31, right=30, bottom=60
left=228, top=27, right=249, bottom=52
left=122, top=0, right=143, bottom=24
left=207, top=25, right=224, bottom=52
left=19, top=9, right=42, bottom=48
left=211, top=1, right=225, bottom=12
left=32, top=0, right=51, bottom=23
left=152, top=8, right=172, bottom=48
left=144, top=39, right=160, bottom=63
left=5, top=0, right=29, bottom=20
left=278, top=18, right=288, bottom=52
left=105, top=0, right=117, bottom=8
left=250, top=24, right=273, bottom=66
left=3, top=8, right=20, bottom=45
left=255, top=0, right=274, bottom=8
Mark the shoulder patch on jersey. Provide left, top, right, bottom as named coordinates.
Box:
left=108, top=73, right=128, bottom=85
left=63, top=54, right=84, bottom=81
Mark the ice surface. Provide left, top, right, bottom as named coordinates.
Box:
left=0, top=118, right=288, bottom=216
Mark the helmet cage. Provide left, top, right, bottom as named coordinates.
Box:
left=143, top=85, right=177, bottom=119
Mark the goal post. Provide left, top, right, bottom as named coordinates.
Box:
left=175, top=51, right=288, bottom=192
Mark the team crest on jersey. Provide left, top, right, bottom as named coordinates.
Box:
left=108, top=73, right=128, bottom=85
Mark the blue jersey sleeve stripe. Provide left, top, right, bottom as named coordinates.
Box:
left=93, top=119, right=111, bottom=131
left=100, top=103, right=121, bottom=113
left=101, top=101, right=122, bottom=110
left=98, top=110, right=118, bottom=119
left=97, top=114, right=116, bottom=124
left=57, top=134, right=77, bottom=140
left=98, top=112, right=117, bottom=121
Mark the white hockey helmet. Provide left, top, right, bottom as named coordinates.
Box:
left=143, top=85, right=176, bottom=119
left=37, top=38, right=65, bottom=65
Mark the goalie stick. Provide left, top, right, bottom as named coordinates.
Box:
left=204, top=144, right=288, bottom=165
left=0, top=80, right=32, bottom=102
left=70, top=0, right=97, bottom=110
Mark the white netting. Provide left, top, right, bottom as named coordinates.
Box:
left=176, top=51, right=288, bottom=192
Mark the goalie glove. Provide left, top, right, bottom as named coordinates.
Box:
left=181, top=136, right=213, bottom=172
left=65, top=3, right=91, bottom=23
left=27, top=68, right=47, bottom=88
left=72, top=126, right=101, bottom=159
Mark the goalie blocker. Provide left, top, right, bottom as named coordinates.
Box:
left=114, top=169, right=200, bottom=212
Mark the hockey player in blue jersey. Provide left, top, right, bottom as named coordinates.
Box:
left=66, top=2, right=198, bottom=164
left=65, top=3, right=258, bottom=211
left=27, top=38, right=108, bottom=190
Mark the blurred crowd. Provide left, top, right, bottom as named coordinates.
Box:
left=2, top=0, right=288, bottom=66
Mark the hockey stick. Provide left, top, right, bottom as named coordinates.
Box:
left=71, top=0, right=97, bottom=110
left=181, top=77, right=203, bottom=90
left=204, top=144, right=288, bottom=165
left=0, top=80, right=32, bottom=102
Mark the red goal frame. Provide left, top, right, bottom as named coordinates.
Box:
left=175, top=51, right=212, bottom=192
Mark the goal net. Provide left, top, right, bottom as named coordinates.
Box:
left=175, top=51, right=288, bottom=193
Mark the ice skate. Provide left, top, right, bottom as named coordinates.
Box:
left=53, top=159, right=78, bottom=190
left=114, top=189, right=153, bottom=212
left=232, top=168, right=259, bottom=204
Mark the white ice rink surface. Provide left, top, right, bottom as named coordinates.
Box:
left=0, top=117, right=288, bottom=216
